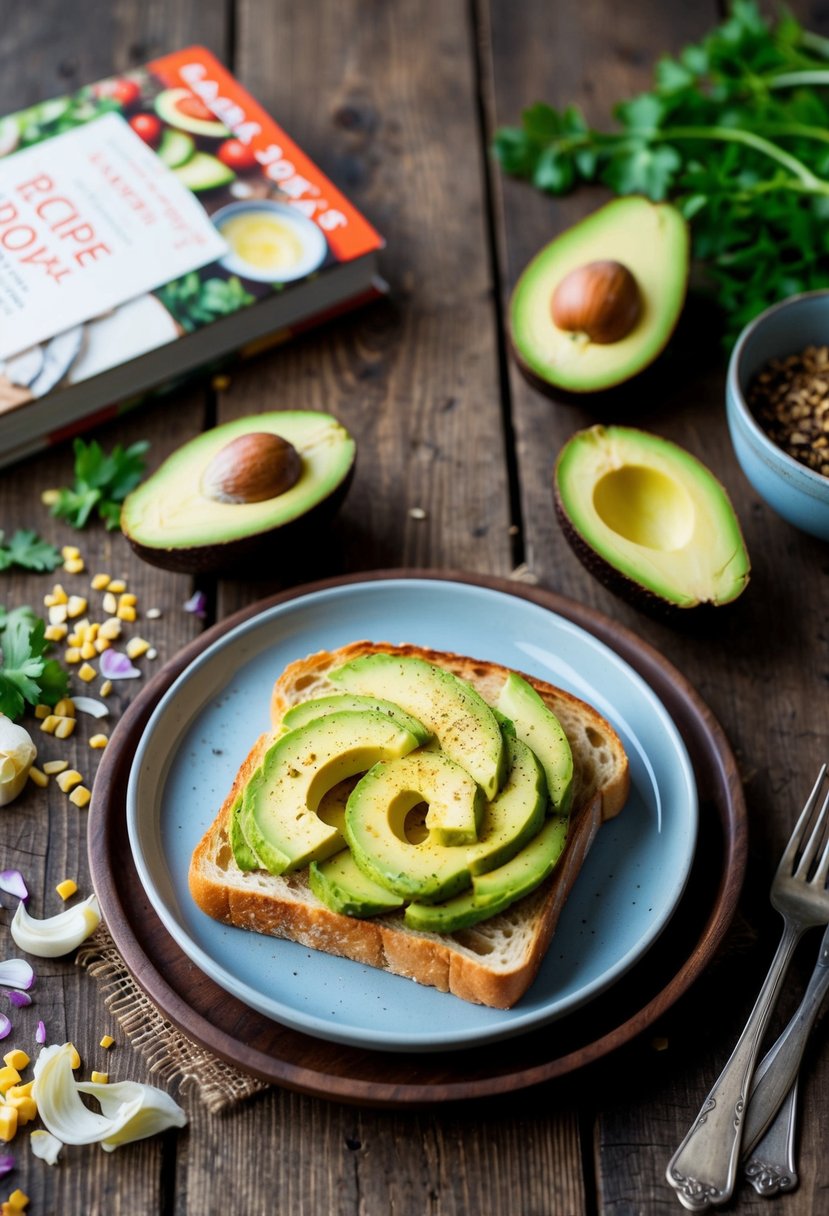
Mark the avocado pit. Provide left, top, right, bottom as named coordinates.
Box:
left=551, top=259, right=642, bottom=345
left=200, top=432, right=303, bottom=504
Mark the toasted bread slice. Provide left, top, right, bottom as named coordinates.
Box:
left=189, top=642, right=629, bottom=1009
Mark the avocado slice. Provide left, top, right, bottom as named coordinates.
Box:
left=229, top=794, right=258, bottom=871
left=310, top=850, right=405, bottom=918
left=173, top=151, right=235, bottom=192
left=331, top=654, right=506, bottom=800
left=509, top=197, right=689, bottom=394
left=345, top=752, right=483, bottom=901
left=240, top=711, right=421, bottom=875
left=465, top=735, right=547, bottom=875
left=404, top=814, right=569, bottom=934
left=120, top=412, right=356, bottom=574
left=155, top=87, right=230, bottom=139
left=555, top=425, right=751, bottom=611
left=156, top=127, right=196, bottom=169
left=282, top=695, right=432, bottom=746
left=496, top=673, right=573, bottom=815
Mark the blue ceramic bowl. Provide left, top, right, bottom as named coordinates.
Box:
left=727, top=292, right=829, bottom=541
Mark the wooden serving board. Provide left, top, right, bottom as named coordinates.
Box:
left=87, top=570, right=746, bottom=1107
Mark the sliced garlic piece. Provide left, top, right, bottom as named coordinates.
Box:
left=30, top=1129, right=63, bottom=1164
left=32, top=1044, right=187, bottom=1149
left=0, top=716, right=37, bottom=807
left=10, top=894, right=100, bottom=957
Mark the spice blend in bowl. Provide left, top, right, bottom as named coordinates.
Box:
left=747, top=346, right=829, bottom=479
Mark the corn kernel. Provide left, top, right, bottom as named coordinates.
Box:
left=212, top=373, right=231, bottom=390
left=63, top=558, right=85, bottom=575
left=126, top=637, right=149, bottom=659
left=64, top=648, right=81, bottom=664
left=80, top=641, right=97, bottom=661
left=90, top=1071, right=108, bottom=1085
left=61, top=545, right=80, bottom=560
left=116, top=604, right=136, bottom=622
left=40, top=715, right=59, bottom=734
left=67, top=633, right=81, bottom=648
left=67, top=1045, right=81, bottom=1070
left=56, top=769, right=82, bottom=793
left=42, top=759, right=68, bottom=775
left=44, top=624, right=68, bottom=642
left=7, top=1083, right=32, bottom=1098
left=99, top=618, right=121, bottom=640
left=69, top=786, right=91, bottom=808
left=147, top=648, right=158, bottom=660
left=108, top=579, right=127, bottom=594
left=66, top=596, right=87, bottom=619
left=3, top=1050, right=29, bottom=1072
left=118, top=592, right=137, bottom=607
left=0, top=1105, right=18, bottom=1142
left=28, top=767, right=48, bottom=788
left=54, top=698, right=75, bottom=718
left=56, top=879, right=78, bottom=900
left=100, top=680, right=113, bottom=697
left=54, top=717, right=76, bottom=739
left=48, top=604, right=67, bottom=626
left=45, top=583, right=67, bottom=605
left=94, top=638, right=111, bottom=653
left=77, top=662, right=96, bottom=683
left=90, top=573, right=111, bottom=590
left=0, top=1066, right=21, bottom=1094
left=7, top=1190, right=29, bottom=1211
left=41, top=489, right=59, bottom=506
left=99, top=1035, right=115, bottom=1049
left=89, top=735, right=108, bottom=750
left=5, top=1095, right=36, bottom=1125
left=86, top=621, right=99, bottom=639
left=33, top=704, right=50, bottom=719
left=102, top=591, right=117, bottom=614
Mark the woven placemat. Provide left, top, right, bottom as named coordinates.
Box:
left=76, top=922, right=269, bottom=1114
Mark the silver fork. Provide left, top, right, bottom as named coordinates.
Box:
left=666, top=765, right=829, bottom=1211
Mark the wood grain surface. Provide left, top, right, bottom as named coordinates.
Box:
left=0, top=0, right=827, bottom=1213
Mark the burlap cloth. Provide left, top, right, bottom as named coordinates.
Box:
left=76, top=922, right=269, bottom=1113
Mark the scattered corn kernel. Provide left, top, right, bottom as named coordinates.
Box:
left=80, top=641, right=97, bottom=661
left=94, top=638, right=111, bottom=653
left=44, top=584, right=68, bottom=606
left=44, top=624, right=68, bottom=643
left=54, top=717, right=76, bottom=739
left=146, top=608, right=162, bottom=619
left=77, top=663, right=97, bottom=683
left=108, top=579, right=127, bottom=594
left=64, top=648, right=81, bottom=665
left=61, top=545, right=80, bottom=560
left=100, top=680, right=113, bottom=697
left=116, top=604, right=136, bottom=622
left=89, top=735, right=108, bottom=750
left=63, top=558, right=85, bottom=575
left=41, top=488, right=59, bottom=506
left=54, top=698, right=75, bottom=718
left=126, top=637, right=149, bottom=660
left=33, top=704, right=50, bottom=720
left=5, top=1095, right=36, bottom=1126
left=7, top=1189, right=29, bottom=1211
left=118, top=593, right=137, bottom=608
left=28, top=767, right=48, bottom=788
left=56, top=770, right=82, bottom=793
left=69, top=786, right=91, bottom=809
left=99, top=618, right=121, bottom=640
left=0, top=1105, right=18, bottom=1142
left=147, top=648, right=158, bottom=660
left=40, top=715, right=59, bottom=734
left=91, top=573, right=111, bottom=590
left=3, top=1050, right=29, bottom=1072
left=67, top=1045, right=81, bottom=1070
left=66, top=596, right=87, bottom=619
left=99, top=1035, right=115, bottom=1049
left=42, top=760, right=68, bottom=775
left=90, top=1071, right=108, bottom=1085
left=102, top=592, right=117, bottom=614
left=0, top=1066, right=21, bottom=1094
left=48, top=604, right=67, bottom=626
left=56, top=879, right=78, bottom=900
left=8, top=1083, right=32, bottom=1099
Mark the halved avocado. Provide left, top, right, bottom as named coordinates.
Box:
left=554, top=425, right=750, bottom=610
left=156, top=128, right=196, bottom=169
left=155, top=87, right=230, bottom=139
left=120, top=411, right=356, bottom=574
left=509, top=198, right=689, bottom=395
left=173, top=151, right=234, bottom=192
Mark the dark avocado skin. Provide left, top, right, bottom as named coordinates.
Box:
left=123, top=460, right=355, bottom=575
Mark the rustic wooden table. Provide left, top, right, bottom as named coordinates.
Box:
left=2, top=1, right=828, bottom=1212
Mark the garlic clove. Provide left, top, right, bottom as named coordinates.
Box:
left=0, top=716, right=36, bottom=807
left=30, top=1129, right=63, bottom=1165
left=10, top=894, right=100, bottom=958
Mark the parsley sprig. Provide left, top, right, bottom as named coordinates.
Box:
left=47, top=437, right=149, bottom=530
left=0, top=605, right=68, bottom=721
left=493, top=1, right=829, bottom=343
left=0, top=531, right=62, bottom=573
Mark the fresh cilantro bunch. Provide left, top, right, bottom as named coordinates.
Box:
left=0, top=531, right=62, bottom=573
left=47, top=437, right=149, bottom=530
left=493, top=0, right=829, bottom=343
left=0, top=605, right=68, bottom=721
left=155, top=274, right=255, bottom=333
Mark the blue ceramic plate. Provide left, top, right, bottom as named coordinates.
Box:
left=126, top=578, right=697, bottom=1052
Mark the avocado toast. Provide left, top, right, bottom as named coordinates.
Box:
left=188, top=642, right=629, bottom=1009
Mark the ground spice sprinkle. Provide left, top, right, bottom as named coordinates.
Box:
left=747, top=344, right=829, bottom=477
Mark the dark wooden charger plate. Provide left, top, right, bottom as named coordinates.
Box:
left=88, top=570, right=746, bottom=1107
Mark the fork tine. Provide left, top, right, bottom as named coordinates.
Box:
left=812, top=789, right=829, bottom=886
left=778, top=764, right=828, bottom=875
left=793, top=770, right=829, bottom=879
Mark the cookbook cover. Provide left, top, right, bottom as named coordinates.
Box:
left=0, top=47, right=384, bottom=462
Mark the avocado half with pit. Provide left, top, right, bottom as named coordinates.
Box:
left=120, top=411, right=356, bottom=574
left=509, top=197, right=689, bottom=395
left=554, top=425, right=750, bottom=611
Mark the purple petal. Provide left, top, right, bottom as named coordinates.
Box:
left=99, top=648, right=141, bottom=680
left=7, top=990, right=31, bottom=1008
left=0, top=1153, right=13, bottom=1179
left=0, top=959, right=34, bottom=991
left=35, top=1019, right=46, bottom=1044
left=0, top=1013, right=10, bottom=1040
left=183, top=590, right=207, bottom=618
left=0, top=871, right=27, bottom=901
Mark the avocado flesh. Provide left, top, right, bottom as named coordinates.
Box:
left=510, top=197, right=689, bottom=393
left=120, top=412, right=355, bottom=553
left=156, top=128, right=195, bottom=169
left=241, top=711, right=421, bottom=875
left=310, top=850, right=405, bottom=917
left=556, top=425, right=750, bottom=609
left=229, top=795, right=258, bottom=871
left=155, top=87, right=230, bottom=139
left=282, top=695, right=432, bottom=746
left=496, top=673, right=573, bottom=815
left=345, top=753, right=484, bottom=902
left=173, top=151, right=235, bottom=192
left=331, top=654, right=506, bottom=800
left=465, top=735, right=547, bottom=875
left=404, top=814, right=569, bottom=934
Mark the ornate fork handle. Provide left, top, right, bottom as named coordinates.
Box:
left=666, top=924, right=802, bottom=1211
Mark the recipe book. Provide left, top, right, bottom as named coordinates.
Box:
left=0, top=46, right=385, bottom=469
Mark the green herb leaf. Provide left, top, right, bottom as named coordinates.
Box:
left=0, top=530, right=63, bottom=573
left=48, top=438, right=150, bottom=530
left=0, top=607, right=68, bottom=721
